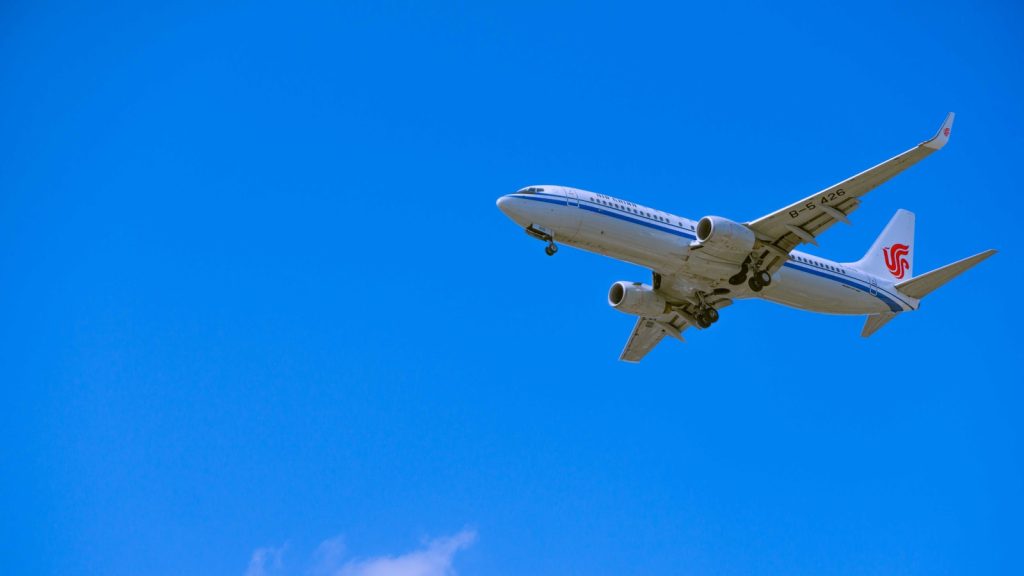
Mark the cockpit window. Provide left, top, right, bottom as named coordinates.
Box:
left=516, top=186, right=545, bottom=194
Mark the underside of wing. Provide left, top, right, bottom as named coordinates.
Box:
left=746, top=113, right=954, bottom=272
left=617, top=290, right=734, bottom=362
left=619, top=314, right=688, bottom=363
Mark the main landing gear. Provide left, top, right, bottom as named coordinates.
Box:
left=545, top=242, right=558, bottom=256
left=695, top=306, right=719, bottom=329
left=747, top=269, right=772, bottom=292
left=692, top=291, right=722, bottom=329
left=729, top=257, right=772, bottom=292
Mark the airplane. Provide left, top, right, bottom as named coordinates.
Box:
left=496, top=113, right=996, bottom=362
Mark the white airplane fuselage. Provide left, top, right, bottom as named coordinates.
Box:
left=496, top=115, right=997, bottom=362
left=497, top=186, right=918, bottom=315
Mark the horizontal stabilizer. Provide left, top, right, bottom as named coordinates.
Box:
left=895, top=249, right=996, bottom=299
left=861, top=312, right=896, bottom=337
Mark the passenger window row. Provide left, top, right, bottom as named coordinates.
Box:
left=792, top=255, right=847, bottom=275
left=591, top=198, right=683, bottom=227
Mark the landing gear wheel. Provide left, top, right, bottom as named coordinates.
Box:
left=758, top=270, right=772, bottom=286
left=748, top=275, right=764, bottom=292
left=696, top=313, right=711, bottom=329
left=545, top=244, right=558, bottom=256
left=705, top=307, right=719, bottom=323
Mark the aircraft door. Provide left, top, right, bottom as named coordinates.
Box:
left=558, top=188, right=583, bottom=241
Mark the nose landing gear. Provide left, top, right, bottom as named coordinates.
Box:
left=525, top=224, right=558, bottom=256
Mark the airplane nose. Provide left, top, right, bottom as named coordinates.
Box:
left=497, top=194, right=531, bottom=227
left=496, top=195, right=513, bottom=216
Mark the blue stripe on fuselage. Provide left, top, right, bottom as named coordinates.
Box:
left=782, top=261, right=905, bottom=312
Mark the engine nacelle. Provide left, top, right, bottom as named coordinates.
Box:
left=608, top=281, right=669, bottom=317
left=695, top=215, right=756, bottom=257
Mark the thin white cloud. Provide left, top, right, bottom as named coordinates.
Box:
left=335, top=530, right=476, bottom=576
left=243, top=529, right=475, bottom=576
left=244, top=544, right=286, bottom=576
left=311, top=535, right=347, bottom=576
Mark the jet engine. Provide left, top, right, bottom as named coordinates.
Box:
left=695, top=215, right=756, bottom=258
left=608, top=281, right=669, bottom=316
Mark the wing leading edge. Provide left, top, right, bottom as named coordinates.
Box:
left=746, top=113, right=955, bottom=271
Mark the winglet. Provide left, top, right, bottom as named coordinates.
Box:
left=923, top=112, right=955, bottom=150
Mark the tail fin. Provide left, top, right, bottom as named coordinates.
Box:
left=851, top=209, right=915, bottom=280
left=896, top=249, right=997, bottom=299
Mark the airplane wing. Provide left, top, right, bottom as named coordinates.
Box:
left=618, top=295, right=732, bottom=362
left=746, top=113, right=954, bottom=272
left=619, top=314, right=688, bottom=363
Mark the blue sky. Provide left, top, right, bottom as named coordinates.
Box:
left=2, top=1, right=1022, bottom=574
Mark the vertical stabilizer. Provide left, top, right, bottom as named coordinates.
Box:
left=851, top=209, right=915, bottom=281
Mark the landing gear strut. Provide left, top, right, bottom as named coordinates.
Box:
left=525, top=225, right=558, bottom=257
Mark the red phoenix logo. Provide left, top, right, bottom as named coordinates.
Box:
left=943, top=127, right=951, bottom=137
left=883, top=243, right=910, bottom=279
